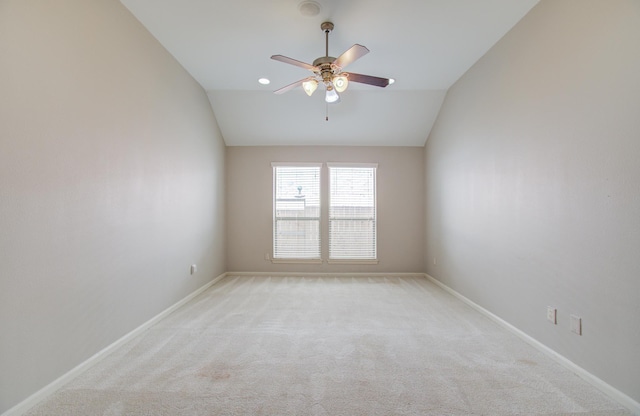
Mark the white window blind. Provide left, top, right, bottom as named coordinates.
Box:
left=273, top=163, right=321, bottom=259
left=328, top=164, right=377, bottom=260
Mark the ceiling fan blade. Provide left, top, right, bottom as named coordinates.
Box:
left=346, top=72, right=390, bottom=88
left=273, top=77, right=313, bottom=95
left=271, top=55, right=317, bottom=71
left=333, top=44, right=370, bottom=69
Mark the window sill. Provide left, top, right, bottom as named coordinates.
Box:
left=271, top=258, right=323, bottom=264
left=270, top=258, right=379, bottom=265
left=327, top=259, right=379, bottom=265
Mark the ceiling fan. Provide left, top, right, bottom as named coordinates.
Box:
left=271, top=21, right=392, bottom=104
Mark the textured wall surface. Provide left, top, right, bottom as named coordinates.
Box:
left=226, top=146, right=425, bottom=273
left=0, top=0, right=226, bottom=412
left=424, top=0, right=640, bottom=404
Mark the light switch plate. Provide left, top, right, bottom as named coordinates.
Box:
left=547, top=307, right=557, bottom=324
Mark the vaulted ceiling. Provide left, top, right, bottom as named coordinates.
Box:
left=119, top=0, right=539, bottom=146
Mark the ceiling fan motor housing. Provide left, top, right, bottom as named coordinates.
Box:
left=312, top=56, right=338, bottom=83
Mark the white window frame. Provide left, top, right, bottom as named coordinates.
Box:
left=272, top=162, right=322, bottom=264
left=327, top=163, right=378, bottom=264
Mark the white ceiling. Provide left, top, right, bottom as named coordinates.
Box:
left=119, top=0, right=539, bottom=146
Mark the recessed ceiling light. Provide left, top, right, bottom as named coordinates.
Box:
left=388, top=78, right=396, bottom=85
left=298, top=1, right=321, bottom=17
left=258, top=78, right=270, bottom=85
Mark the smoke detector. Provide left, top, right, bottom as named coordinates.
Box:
left=298, top=1, right=321, bottom=17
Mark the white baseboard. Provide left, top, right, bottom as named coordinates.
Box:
left=2, top=273, right=227, bottom=416
left=226, top=271, right=426, bottom=278
left=423, top=273, right=640, bottom=416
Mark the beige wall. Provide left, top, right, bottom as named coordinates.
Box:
left=424, top=0, right=640, bottom=404
left=0, top=0, right=226, bottom=412
left=4, top=0, right=639, bottom=412
left=227, top=146, right=425, bottom=273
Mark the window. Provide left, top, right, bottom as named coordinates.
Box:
left=328, top=163, right=377, bottom=261
left=272, top=163, right=321, bottom=261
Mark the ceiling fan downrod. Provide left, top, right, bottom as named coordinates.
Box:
left=321, top=21, right=333, bottom=58
left=313, top=22, right=337, bottom=85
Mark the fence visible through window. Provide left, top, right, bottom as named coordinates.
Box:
left=328, top=164, right=377, bottom=260
left=272, top=164, right=321, bottom=259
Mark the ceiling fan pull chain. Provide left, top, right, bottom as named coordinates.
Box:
left=326, top=103, right=329, bottom=121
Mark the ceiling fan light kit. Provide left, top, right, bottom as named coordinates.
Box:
left=271, top=21, right=391, bottom=105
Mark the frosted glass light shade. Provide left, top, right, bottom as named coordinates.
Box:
left=302, top=79, right=318, bottom=96
left=325, top=87, right=340, bottom=103
left=334, top=75, right=348, bottom=92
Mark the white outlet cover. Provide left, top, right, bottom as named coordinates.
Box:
left=570, top=314, right=582, bottom=335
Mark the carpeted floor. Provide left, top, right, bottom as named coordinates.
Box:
left=25, top=275, right=630, bottom=415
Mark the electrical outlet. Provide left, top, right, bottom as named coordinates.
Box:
left=190, top=264, right=197, bottom=275
left=264, top=253, right=270, bottom=260
left=433, top=257, right=437, bottom=265
left=570, top=315, right=582, bottom=335
left=547, top=307, right=557, bottom=324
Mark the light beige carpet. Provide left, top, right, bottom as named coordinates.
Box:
left=25, top=275, right=630, bottom=415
